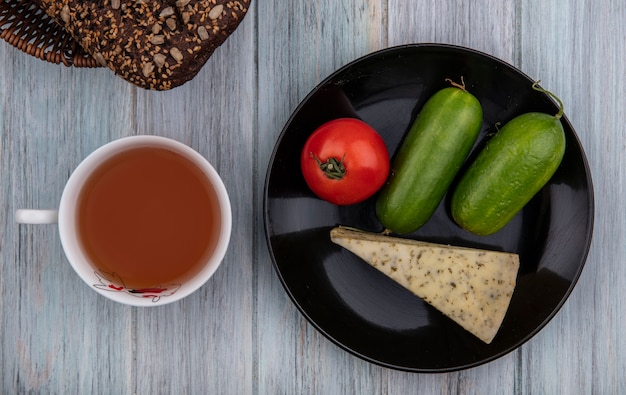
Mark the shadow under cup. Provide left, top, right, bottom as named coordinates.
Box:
left=59, top=136, right=232, bottom=306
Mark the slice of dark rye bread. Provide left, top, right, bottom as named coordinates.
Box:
left=36, top=0, right=250, bottom=90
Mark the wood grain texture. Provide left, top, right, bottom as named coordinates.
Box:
left=2, top=0, right=625, bottom=393
left=388, top=0, right=517, bottom=64
left=132, top=10, right=257, bottom=393
left=517, top=0, right=626, bottom=393
left=255, top=1, right=388, bottom=392
left=1, top=45, right=136, bottom=393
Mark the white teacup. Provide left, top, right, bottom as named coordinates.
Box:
left=15, top=135, right=232, bottom=307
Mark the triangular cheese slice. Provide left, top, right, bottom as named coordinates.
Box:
left=330, top=227, right=520, bottom=344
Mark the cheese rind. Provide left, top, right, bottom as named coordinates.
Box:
left=330, top=227, right=520, bottom=344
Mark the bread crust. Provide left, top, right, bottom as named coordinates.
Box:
left=37, top=0, right=250, bottom=90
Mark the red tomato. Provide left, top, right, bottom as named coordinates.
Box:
left=300, top=118, right=390, bottom=205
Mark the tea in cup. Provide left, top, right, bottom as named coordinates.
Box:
left=15, top=135, right=232, bottom=306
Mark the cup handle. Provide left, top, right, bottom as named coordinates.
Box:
left=15, top=209, right=59, bottom=224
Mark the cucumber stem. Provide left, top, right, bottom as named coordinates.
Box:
left=532, top=80, right=565, bottom=119
left=445, top=76, right=466, bottom=91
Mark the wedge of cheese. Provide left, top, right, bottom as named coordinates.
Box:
left=330, top=227, right=519, bottom=344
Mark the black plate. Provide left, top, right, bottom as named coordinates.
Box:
left=263, top=44, right=594, bottom=372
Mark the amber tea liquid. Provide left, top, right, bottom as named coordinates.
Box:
left=76, top=146, right=221, bottom=289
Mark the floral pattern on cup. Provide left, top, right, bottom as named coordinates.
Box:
left=93, top=270, right=181, bottom=303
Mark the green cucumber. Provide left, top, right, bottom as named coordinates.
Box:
left=451, top=82, right=566, bottom=236
left=375, top=79, right=483, bottom=234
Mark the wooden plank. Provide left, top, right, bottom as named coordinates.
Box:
left=131, top=7, right=256, bottom=394
left=388, top=0, right=518, bottom=64
left=255, top=0, right=388, bottom=393
left=518, top=0, right=625, bottom=393
left=0, top=47, right=136, bottom=392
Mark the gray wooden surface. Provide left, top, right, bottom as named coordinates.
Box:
left=1, top=0, right=624, bottom=393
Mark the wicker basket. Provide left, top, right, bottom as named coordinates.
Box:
left=0, top=0, right=101, bottom=67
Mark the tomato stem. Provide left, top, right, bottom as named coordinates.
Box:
left=310, top=152, right=346, bottom=180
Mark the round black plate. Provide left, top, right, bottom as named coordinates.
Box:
left=263, top=44, right=594, bottom=372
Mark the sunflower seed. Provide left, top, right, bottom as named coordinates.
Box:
left=208, top=5, right=223, bottom=20
left=197, top=26, right=209, bottom=40
left=61, top=5, right=70, bottom=24
left=170, top=47, right=183, bottom=62
left=94, top=52, right=107, bottom=67
left=142, top=62, right=155, bottom=77
left=150, top=35, right=165, bottom=45
left=153, top=53, right=166, bottom=68
left=160, top=7, right=175, bottom=18
left=166, top=18, right=177, bottom=30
